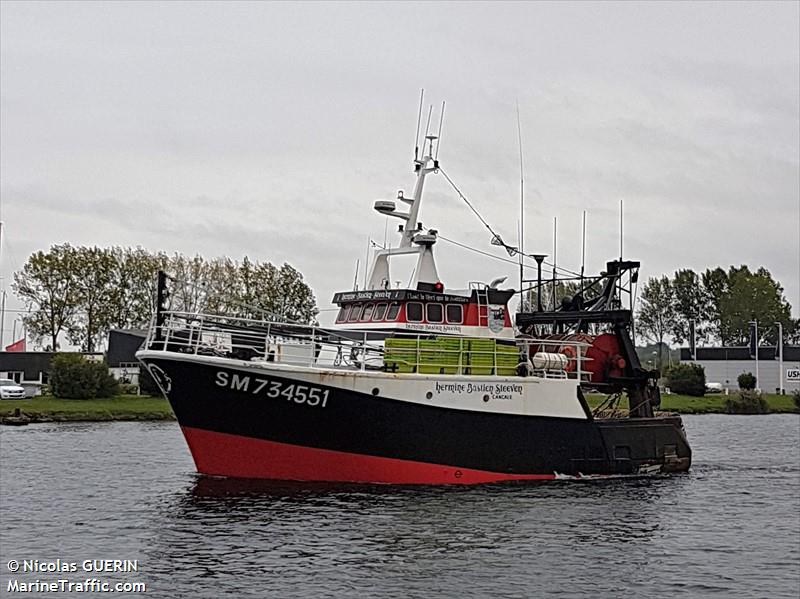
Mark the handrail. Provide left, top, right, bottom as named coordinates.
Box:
left=144, top=310, right=593, bottom=380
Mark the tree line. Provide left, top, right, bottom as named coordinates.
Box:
left=636, top=265, right=797, bottom=351
left=13, top=245, right=318, bottom=352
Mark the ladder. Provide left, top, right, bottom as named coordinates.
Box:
left=471, top=282, right=490, bottom=328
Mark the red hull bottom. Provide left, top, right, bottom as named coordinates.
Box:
left=181, top=426, right=556, bottom=485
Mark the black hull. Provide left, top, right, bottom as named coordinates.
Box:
left=140, top=354, right=692, bottom=483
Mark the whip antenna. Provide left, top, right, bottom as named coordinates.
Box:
left=435, top=101, right=446, bottom=160
left=364, top=237, right=371, bottom=289
left=516, top=101, right=525, bottom=309
left=580, top=210, right=587, bottom=288
left=414, top=89, right=424, bottom=161
left=619, top=199, right=624, bottom=262
left=423, top=105, right=433, bottom=154
left=552, top=217, right=558, bottom=310
left=618, top=199, right=624, bottom=301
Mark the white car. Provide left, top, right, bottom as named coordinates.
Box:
left=0, top=379, right=26, bottom=399
left=705, top=382, right=724, bottom=394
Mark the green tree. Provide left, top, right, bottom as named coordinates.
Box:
left=237, top=255, right=259, bottom=313
left=671, top=269, right=708, bottom=344
left=14, top=247, right=320, bottom=348
left=701, top=267, right=729, bottom=343
left=12, top=244, right=80, bottom=350
left=636, top=275, right=676, bottom=368
left=718, top=266, right=792, bottom=345
left=107, top=247, right=168, bottom=330
left=786, top=318, right=800, bottom=344
left=169, top=254, right=210, bottom=313
left=203, top=256, right=241, bottom=315
left=67, top=246, right=117, bottom=352
left=273, top=263, right=318, bottom=323
left=224, top=260, right=318, bottom=323
left=234, top=257, right=279, bottom=319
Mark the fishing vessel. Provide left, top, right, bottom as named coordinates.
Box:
left=136, top=108, right=691, bottom=484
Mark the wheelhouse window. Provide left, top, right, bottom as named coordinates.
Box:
left=348, top=303, right=362, bottom=322
left=406, top=302, right=423, bottom=322
left=362, top=303, right=375, bottom=321
left=337, top=304, right=351, bottom=323
left=426, top=303, right=443, bottom=323
left=386, top=302, right=400, bottom=321
left=446, top=304, right=463, bottom=324
left=373, top=303, right=387, bottom=321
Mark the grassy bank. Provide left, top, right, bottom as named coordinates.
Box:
left=0, top=395, right=174, bottom=423
left=586, top=393, right=799, bottom=414
left=0, top=392, right=796, bottom=423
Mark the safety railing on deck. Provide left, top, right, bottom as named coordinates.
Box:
left=144, top=311, right=592, bottom=380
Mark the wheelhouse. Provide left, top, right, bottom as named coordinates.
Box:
left=331, top=286, right=515, bottom=339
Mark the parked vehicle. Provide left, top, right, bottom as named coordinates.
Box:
left=0, top=379, right=27, bottom=400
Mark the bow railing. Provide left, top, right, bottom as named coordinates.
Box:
left=144, top=310, right=592, bottom=380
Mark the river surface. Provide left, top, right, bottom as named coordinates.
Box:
left=1, top=415, right=798, bottom=598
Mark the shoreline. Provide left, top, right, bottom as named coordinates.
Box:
left=0, top=395, right=175, bottom=424
left=0, top=393, right=797, bottom=424
left=624, top=393, right=799, bottom=415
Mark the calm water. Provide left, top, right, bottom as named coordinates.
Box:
left=1, top=415, right=798, bottom=598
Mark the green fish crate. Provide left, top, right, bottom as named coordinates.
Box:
left=496, top=343, right=520, bottom=376
left=384, top=337, right=420, bottom=373
left=466, top=339, right=497, bottom=375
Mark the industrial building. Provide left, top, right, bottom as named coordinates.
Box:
left=680, top=346, right=800, bottom=393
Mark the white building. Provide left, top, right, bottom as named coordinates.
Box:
left=680, top=346, right=800, bottom=394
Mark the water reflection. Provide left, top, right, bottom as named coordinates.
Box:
left=188, top=474, right=429, bottom=499
left=184, top=472, right=683, bottom=500
left=147, top=474, right=679, bottom=576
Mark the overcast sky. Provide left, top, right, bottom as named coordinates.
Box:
left=1, top=1, right=798, bottom=337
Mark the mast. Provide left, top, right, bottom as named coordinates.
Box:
left=580, top=210, right=586, bottom=290
left=400, top=143, right=438, bottom=248
left=368, top=96, right=444, bottom=290
left=552, top=217, right=557, bottom=311
left=516, top=103, right=525, bottom=312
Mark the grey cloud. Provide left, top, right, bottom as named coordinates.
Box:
left=1, top=1, right=797, bottom=322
